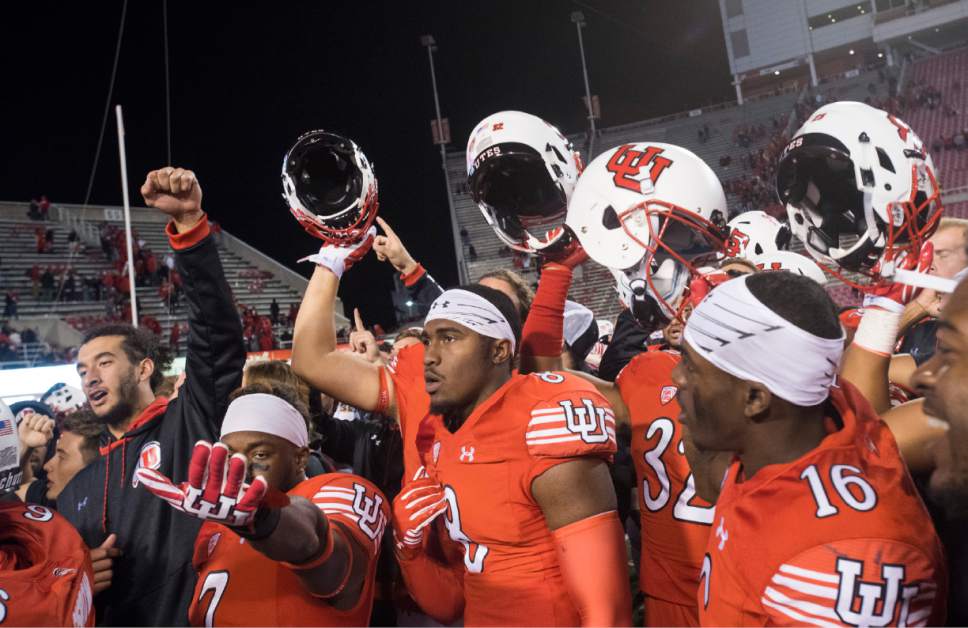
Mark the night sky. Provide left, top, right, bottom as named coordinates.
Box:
left=3, top=0, right=732, bottom=327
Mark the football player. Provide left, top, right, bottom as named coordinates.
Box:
left=1, top=399, right=95, bottom=626
left=675, top=271, right=946, bottom=626
left=528, top=142, right=734, bottom=626
left=136, top=383, right=389, bottom=626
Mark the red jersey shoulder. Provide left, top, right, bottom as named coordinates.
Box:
left=0, top=502, right=95, bottom=627
left=616, top=350, right=679, bottom=390
left=293, top=473, right=390, bottom=555
left=522, top=371, right=617, bottom=459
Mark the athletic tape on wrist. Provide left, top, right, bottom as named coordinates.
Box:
left=852, top=307, right=901, bottom=357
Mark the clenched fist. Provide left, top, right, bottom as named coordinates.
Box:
left=141, top=167, right=204, bottom=231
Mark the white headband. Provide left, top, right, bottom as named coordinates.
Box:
left=220, top=393, right=308, bottom=448
left=426, top=289, right=516, bottom=354
left=683, top=275, right=845, bottom=406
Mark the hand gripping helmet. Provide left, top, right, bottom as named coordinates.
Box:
left=567, top=142, right=729, bottom=322
left=721, top=210, right=792, bottom=259
left=0, top=400, right=22, bottom=494
left=776, top=101, right=942, bottom=276
left=467, top=111, right=582, bottom=254
left=751, top=250, right=827, bottom=285
left=282, top=130, right=379, bottom=245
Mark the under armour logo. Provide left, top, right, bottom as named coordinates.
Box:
left=560, top=398, right=610, bottom=444
left=459, top=446, right=475, bottom=462
left=715, top=517, right=728, bottom=550
left=352, top=483, right=387, bottom=541
left=835, top=558, right=920, bottom=626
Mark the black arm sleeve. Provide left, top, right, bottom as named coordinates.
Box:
left=406, top=270, right=445, bottom=311
left=166, top=228, right=245, bottom=442
left=597, top=309, right=653, bottom=382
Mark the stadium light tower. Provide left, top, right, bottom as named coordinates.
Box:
left=571, top=11, right=597, bottom=158
left=421, top=34, right=467, bottom=285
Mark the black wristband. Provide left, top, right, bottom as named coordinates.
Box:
left=235, top=507, right=281, bottom=541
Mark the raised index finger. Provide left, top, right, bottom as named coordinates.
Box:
left=375, top=216, right=398, bottom=240
left=353, top=308, right=365, bottom=332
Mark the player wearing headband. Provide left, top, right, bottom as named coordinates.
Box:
left=673, top=271, right=946, bottom=626
left=385, top=285, right=630, bottom=626
left=1, top=400, right=95, bottom=626
left=136, top=385, right=389, bottom=626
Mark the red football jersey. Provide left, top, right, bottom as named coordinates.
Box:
left=617, top=350, right=713, bottom=612
left=0, top=501, right=94, bottom=627
left=188, top=473, right=389, bottom=627
left=418, top=371, right=617, bottom=626
left=698, top=382, right=947, bottom=627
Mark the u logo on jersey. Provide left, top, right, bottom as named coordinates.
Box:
left=559, top=398, right=610, bottom=444
left=834, top=558, right=920, bottom=626
left=352, top=483, right=387, bottom=541
left=132, top=441, right=162, bottom=488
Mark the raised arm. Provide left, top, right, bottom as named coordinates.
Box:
left=290, top=232, right=393, bottom=415
left=372, top=216, right=444, bottom=310
left=141, top=167, right=244, bottom=433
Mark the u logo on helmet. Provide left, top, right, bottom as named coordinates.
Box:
left=606, top=144, right=674, bottom=193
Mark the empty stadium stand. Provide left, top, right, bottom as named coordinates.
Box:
left=0, top=201, right=348, bottom=362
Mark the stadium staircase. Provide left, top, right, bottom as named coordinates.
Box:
left=0, top=202, right=342, bottom=357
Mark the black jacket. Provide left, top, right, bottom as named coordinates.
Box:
left=58, top=223, right=244, bottom=626
left=597, top=308, right=655, bottom=382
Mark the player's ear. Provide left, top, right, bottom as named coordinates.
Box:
left=491, top=338, right=514, bottom=367
left=744, top=382, right=772, bottom=421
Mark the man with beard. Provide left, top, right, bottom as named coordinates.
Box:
left=55, top=166, right=245, bottom=625
left=911, top=274, right=968, bottom=623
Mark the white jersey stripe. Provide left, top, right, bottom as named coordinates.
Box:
left=314, top=502, right=357, bottom=515
left=907, top=608, right=933, bottom=624
left=778, top=564, right=840, bottom=584
left=771, top=574, right=838, bottom=599
left=761, top=599, right=841, bottom=628
left=530, top=408, right=566, bottom=416
left=526, top=435, right=583, bottom=446
left=527, top=415, right=566, bottom=426
left=313, top=490, right=355, bottom=501
left=525, top=427, right=575, bottom=438
left=763, top=587, right=839, bottom=620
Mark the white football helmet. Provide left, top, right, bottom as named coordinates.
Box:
left=467, top=111, right=582, bottom=254
left=751, top=250, right=827, bottom=285
left=776, top=101, right=942, bottom=274
left=42, top=382, right=86, bottom=415
left=282, top=130, right=379, bottom=245
left=568, top=142, right=729, bottom=321
left=721, top=210, right=791, bottom=259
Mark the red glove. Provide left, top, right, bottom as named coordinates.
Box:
left=686, top=270, right=732, bottom=308
left=392, top=477, right=449, bottom=558
left=539, top=228, right=588, bottom=270
left=298, top=226, right=376, bottom=279
left=136, top=441, right=268, bottom=528
left=866, top=241, right=934, bottom=312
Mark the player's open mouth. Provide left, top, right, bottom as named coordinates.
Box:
left=89, top=389, right=108, bottom=405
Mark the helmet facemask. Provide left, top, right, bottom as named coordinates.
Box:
left=615, top=199, right=727, bottom=323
